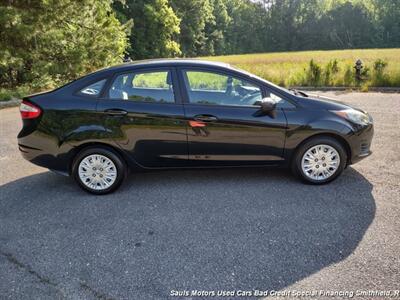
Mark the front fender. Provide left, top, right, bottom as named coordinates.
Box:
left=283, top=108, right=350, bottom=161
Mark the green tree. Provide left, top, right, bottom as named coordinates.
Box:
left=261, top=0, right=323, bottom=51
left=114, top=0, right=181, bottom=59
left=204, top=0, right=231, bottom=55
left=170, top=0, right=214, bottom=56
left=224, top=0, right=265, bottom=54
left=0, top=0, right=129, bottom=89
left=318, top=2, right=376, bottom=49
left=370, top=0, right=400, bottom=47
left=260, top=0, right=381, bottom=52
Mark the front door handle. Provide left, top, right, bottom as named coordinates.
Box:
left=193, top=114, right=218, bottom=122
left=104, top=109, right=128, bottom=116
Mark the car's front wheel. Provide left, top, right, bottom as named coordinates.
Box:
left=292, top=137, right=347, bottom=184
left=72, top=147, right=126, bottom=194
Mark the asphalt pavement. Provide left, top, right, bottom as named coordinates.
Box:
left=0, top=92, right=399, bottom=300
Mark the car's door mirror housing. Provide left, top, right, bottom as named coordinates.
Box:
left=254, top=98, right=277, bottom=117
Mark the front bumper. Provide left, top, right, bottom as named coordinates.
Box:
left=346, top=123, right=374, bottom=164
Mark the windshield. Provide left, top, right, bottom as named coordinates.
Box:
left=231, top=65, right=308, bottom=97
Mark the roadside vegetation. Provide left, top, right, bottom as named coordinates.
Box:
left=205, top=48, right=400, bottom=89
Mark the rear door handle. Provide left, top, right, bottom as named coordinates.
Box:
left=193, top=115, right=218, bottom=122
left=104, top=109, right=128, bottom=116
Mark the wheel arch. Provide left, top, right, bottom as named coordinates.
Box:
left=67, top=142, right=132, bottom=175
left=291, top=132, right=352, bottom=165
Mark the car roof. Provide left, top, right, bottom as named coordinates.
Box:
left=105, top=58, right=231, bottom=71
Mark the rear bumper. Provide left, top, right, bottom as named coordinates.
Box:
left=18, top=135, right=73, bottom=174
left=346, top=123, right=374, bottom=164
left=19, top=143, right=45, bottom=164
left=18, top=143, right=68, bottom=172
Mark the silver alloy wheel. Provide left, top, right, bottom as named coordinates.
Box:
left=301, top=144, right=340, bottom=181
left=78, top=154, right=117, bottom=190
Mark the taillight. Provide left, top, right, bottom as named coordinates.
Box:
left=20, top=101, right=42, bottom=119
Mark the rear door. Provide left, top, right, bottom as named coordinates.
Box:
left=97, top=67, right=188, bottom=168
left=178, top=67, right=288, bottom=166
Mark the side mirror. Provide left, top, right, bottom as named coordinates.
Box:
left=254, top=98, right=277, bottom=117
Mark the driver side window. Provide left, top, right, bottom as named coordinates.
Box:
left=183, top=70, right=262, bottom=106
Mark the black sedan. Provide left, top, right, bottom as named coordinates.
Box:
left=18, top=59, right=374, bottom=194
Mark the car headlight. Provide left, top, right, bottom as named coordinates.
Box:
left=331, top=109, right=372, bottom=126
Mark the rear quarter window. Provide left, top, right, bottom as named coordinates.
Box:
left=79, top=79, right=107, bottom=96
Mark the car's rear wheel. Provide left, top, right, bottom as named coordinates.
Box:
left=292, top=137, right=347, bottom=184
left=72, top=147, right=126, bottom=194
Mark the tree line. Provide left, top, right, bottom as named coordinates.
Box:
left=0, top=0, right=399, bottom=92
left=115, top=0, right=400, bottom=59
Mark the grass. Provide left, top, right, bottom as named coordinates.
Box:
left=202, top=48, right=400, bottom=88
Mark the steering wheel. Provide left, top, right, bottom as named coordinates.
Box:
left=240, top=90, right=261, bottom=104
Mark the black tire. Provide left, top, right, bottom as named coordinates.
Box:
left=72, top=147, right=126, bottom=195
left=291, top=136, right=347, bottom=185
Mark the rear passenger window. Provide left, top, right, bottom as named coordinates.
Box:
left=108, top=70, right=175, bottom=103
left=80, top=79, right=107, bottom=96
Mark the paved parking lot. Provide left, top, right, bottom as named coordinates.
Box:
left=0, top=92, right=399, bottom=299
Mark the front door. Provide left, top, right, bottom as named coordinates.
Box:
left=179, top=68, right=287, bottom=166
left=97, top=67, right=188, bottom=168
